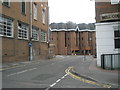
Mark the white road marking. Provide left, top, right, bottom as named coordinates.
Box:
left=50, top=83, right=56, bottom=87
left=7, top=73, right=17, bottom=77
left=64, top=74, right=68, bottom=77
left=45, top=74, right=68, bottom=90
left=56, top=79, right=61, bottom=83
left=7, top=68, right=37, bottom=77
left=16, top=70, right=28, bottom=74
left=28, top=68, right=36, bottom=71
left=61, top=76, right=65, bottom=79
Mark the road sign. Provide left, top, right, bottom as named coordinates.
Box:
left=28, top=43, right=32, bottom=47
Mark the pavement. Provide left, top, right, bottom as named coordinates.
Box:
left=0, top=55, right=120, bottom=88
left=72, top=56, right=120, bottom=87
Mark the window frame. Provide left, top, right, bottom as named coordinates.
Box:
left=21, top=0, right=26, bottom=15
left=31, top=26, right=39, bottom=41
left=0, top=16, right=14, bottom=38
left=18, top=22, right=28, bottom=40
left=41, top=30, right=47, bottom=42
left=33, top=3, right=37, bottom=20
left=2, top=0, right=10, bottom=7
left=42, top=9, right=46, bottom=24
left=111, top=0, right=119, bottom=4
left=114, top=26, right=120, bottom=49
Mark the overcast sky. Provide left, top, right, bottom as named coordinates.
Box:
left=48, top=0, right=96, bottom=24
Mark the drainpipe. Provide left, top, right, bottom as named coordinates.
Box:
left=46, top=4, right=50, bottom=59
left=29, top=0, right=33, bottom=61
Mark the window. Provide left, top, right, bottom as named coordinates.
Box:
left=0, top=16, right=13, bottom=37
left=2, top=0, right=10, bottom=7
left=34, top=3, right=37, bottom=20
left=31, top=27, right=39, bottom=41
left=41, top=30, right=46, bottom=42
left=111, top=0, right=119, bottom=4
left=114, top=26, right=120, bottom=49
left=42, top=9, right=46, bottom=24
left=21, top=0, right=26, bottom=14
left=18, top=22, right=28, bottom=39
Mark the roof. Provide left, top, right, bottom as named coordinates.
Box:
left=49, top=22, right=95, bottom=32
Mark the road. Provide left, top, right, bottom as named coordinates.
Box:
left=2, top=55, right=118, bottom=89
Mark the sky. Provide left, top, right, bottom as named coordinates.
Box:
left=48, top=0, right=96, bottom=24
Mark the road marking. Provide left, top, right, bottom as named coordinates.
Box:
left=56, top=79, right=61, bottom=83
left=50, top=83, right=56, bottom=87
left=65, top=66, right=112, bottom=88
left=0, top=61, right=41, bottom=71
left=45, top=74, right=68, bottom=90
left=28, top=68, right=36, bottom=71
left=7, top=68, right=37, bottom=77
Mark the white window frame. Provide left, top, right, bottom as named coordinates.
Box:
left=0, top=16, right=13, bottom=37
left=31, top=27, right=39, bottom=41
left=42, top=9, right=46, bottom=24
left=18, top=22, right=28, bottom=40
left=111, top=0, right=119, bottom=4
left=2, top=0, right=10, bottom=7
left=33, top=3, right=37, bottom=20
left=21, top=0, right=26, bottom=15
left=41, top=30, right=46, bottom=42
left=114, top=26, right=120, bottom=49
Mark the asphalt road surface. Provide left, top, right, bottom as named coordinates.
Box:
left=2, top=55, right=118, bottom=89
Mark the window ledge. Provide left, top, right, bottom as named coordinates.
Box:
left=114, top=49, right=120, bottom=51
left=21, top=12, right=26, bottom=16
left=18, top=38, right=28, bottom=41
left=0, top=35, right=14, bottom=38
left=34, top=19, right=37, bottom=21
left=32, top=40, right=39, bottom=42
left=41, top=41, right=47, bottom=43
left=2, top=3, right=10, bottom=8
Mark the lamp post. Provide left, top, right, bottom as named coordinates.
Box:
left=46, top=3, right=50, bottom=59
left=84, top=32, right=86, bottom=61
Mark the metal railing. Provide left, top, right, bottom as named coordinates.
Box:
left=101, top=53, right=120, bottom=70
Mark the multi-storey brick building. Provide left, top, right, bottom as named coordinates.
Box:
left=95, top=0, right=120, bottom=69
left=50, top=22, right=96, bottom=56
left=0, top=0, right=49, bottom=62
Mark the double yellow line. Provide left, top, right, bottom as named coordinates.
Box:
left=65, top=67, right=112, bottom=88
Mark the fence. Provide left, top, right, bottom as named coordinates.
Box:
left=101, top=53, right=120, bottom=70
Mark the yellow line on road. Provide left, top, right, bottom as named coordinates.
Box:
left=65, top=67, right=112, bottom=88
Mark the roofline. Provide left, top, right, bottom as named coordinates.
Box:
left=50, top=29, right=95, bottom=32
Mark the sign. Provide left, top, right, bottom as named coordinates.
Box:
left=100, top=12, right=120, bottom=21
left=28, top=43, right=32, bottom=47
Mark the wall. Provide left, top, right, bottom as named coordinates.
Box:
left=96, top=22, right=119, bottom=66
left=1, top=2, right=49, bottom=62
left=51, top=30, right=96, bottom=55
left=95, top=2, right=119, bottom=23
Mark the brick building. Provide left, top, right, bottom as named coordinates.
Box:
left=95, top=0, right=120, bottom=69
left=0, top=0, right=49, bottom=62
left=50, top=22, right=96, bottom=56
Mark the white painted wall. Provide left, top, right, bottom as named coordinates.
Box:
left=95, top=22, right=120, bottom=67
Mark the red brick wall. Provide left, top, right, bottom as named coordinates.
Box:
left=1, top=2, right=49, bottom=62
left=95, top=2, right=120, bottom=22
